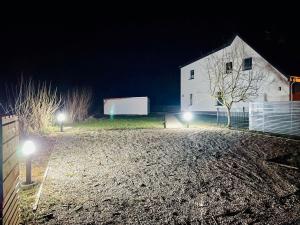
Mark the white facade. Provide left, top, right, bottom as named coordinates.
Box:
left=104, top=97, right=149, bottom=115
left=180, top=36, right=289, bottom=112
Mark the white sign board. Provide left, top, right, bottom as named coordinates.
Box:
left=104, top=97, right=149, bottom=115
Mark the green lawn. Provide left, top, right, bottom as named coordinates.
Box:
left=73, top=115, right=164, bottom=129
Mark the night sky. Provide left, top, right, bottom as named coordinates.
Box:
left=0, top=8, right=299, bottom=111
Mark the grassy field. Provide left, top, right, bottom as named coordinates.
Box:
left=73, top=115, right=164, bottom=129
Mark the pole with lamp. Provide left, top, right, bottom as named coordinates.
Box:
left=57, top=113, right=66, bottom=132
left=183, top=111, right=193, bottom=128
left=22, top=140, right=36, bottom=186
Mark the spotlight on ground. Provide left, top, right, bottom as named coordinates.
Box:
left=183, top=111, right=193, bottom=128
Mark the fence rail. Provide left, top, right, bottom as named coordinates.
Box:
left=249, top=101, right=300, bottom=136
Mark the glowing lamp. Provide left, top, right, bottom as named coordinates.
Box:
left=22, top=140, right=36, bottom=156
left=183, top=112, right=193, bottom=121
left=57, top=113, right=66, bottom=123
left=183, top=111, right=193, bottom=128
left=57, top=112, right=66, bottom=132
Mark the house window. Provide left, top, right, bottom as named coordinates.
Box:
left=189, top=94, right=193, bottom=105
left=243, top=57, right=252, bottom=70
left=189, top=70, right=194, bottom=79
left=278, top=86, right=281, bottom=91
left=225, top=62, right=233, bottom=74
left=216, top=92, right=223, bottom=106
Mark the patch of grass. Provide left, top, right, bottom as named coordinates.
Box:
left=73, top=115, right=164, bottom=130
left=19, top=186, right=39, bottom=224
left=19, top=160, right=47, bottom=224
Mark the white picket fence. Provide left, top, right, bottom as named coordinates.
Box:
left=249, top=101, right=300, bottom=136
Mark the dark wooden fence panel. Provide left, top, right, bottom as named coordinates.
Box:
left=0, top=116, right=20, bottom=225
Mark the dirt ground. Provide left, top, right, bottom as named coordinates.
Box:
left=30, top=128, right=300, bottom=224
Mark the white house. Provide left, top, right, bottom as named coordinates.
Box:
left=180, top=35, right=290, bottom=112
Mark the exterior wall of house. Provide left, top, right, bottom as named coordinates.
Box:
left=180, top=36, right=289, bottom=112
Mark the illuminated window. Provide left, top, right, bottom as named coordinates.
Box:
left=225, top=62, right=233, bottom=73
left=190, top=70, right=194, bottom=79
left=243, top=57, right=252, bottom=70
left=189, top=94, right=193, bottom=105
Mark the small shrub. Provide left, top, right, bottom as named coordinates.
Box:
left=64, top=88, right=92, bottom=123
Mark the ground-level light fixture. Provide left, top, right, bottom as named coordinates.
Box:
left=57, top=112, right=66, bottom=132
left=183, top=111, right=193, bottom=128
left=22, top=140, right=36, bottom=185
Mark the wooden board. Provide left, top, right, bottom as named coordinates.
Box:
left=2, top=122, right=18, bottom=145
left=1, top=116, right=18, bottom=126
left=3, top=196, right=19, bottom=225
left=3, top=191, right=18, bottom=224
left=10, top=214, right=20, bottom=225
left=2, top=136, right=19, bottom=163
left=3, top=166, right=19, bottom=200
left=3, top=153, right=18, bottom=181
left=3, top=179, right=19, bottom=209
left=0, top=115, right=20, bottom=225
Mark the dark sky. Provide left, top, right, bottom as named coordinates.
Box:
left=0, top=8, right=299, bottom=110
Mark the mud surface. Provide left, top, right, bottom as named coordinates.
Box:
left=33, top=128, right=300, bottom=224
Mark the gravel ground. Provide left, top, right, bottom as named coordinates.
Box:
left=33, top=128, right=300, bottom=225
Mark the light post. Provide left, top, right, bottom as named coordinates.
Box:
left=57, top=113, right=66, bottom=132
left=22, top=140, right=36, bottom=185
left=183, top=111, right=193, bottom=128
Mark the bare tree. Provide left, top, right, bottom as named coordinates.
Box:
left=207, top=41, right=265, bottom=127
left=64, top=88, right=92, bottom=123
